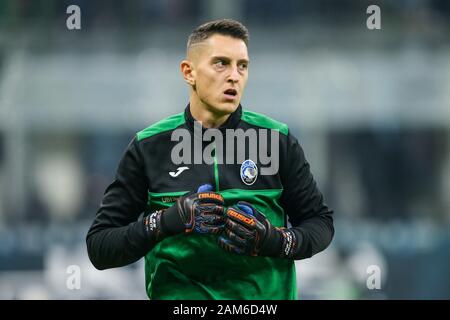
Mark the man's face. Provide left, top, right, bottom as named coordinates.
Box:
left=187, top=34, right=249, bottom=116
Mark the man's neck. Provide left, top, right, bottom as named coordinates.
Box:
left=189, top=99, right=231, bottom=129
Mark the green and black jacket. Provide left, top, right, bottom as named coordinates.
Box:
left=86, top=104, right=334, bottom=299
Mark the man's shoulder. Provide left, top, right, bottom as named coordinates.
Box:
left=241, top=109, right=288, bottom=136
left=136, top=112, right=185, bottom=142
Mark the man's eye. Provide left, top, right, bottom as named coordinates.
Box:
left=239, top=63, right=248, bottom=70
left=215, top=60, right=225, bottom=67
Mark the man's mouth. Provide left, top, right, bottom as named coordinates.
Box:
left=223, top=89, right=237, bottom=99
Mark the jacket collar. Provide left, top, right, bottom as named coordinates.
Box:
left=184, top=103, right=242, bottom=133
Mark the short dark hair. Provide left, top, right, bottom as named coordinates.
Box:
left=187, top=19, right=249, bottom=51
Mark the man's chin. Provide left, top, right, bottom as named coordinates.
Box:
left=209, top=101, right=240, bottom=116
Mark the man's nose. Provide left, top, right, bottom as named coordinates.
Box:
left=227, top=66, right=240, bottom=83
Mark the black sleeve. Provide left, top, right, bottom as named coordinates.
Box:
left=86, top=136, right=154, bottom=270
left=279, top=132, right=334, bottom=260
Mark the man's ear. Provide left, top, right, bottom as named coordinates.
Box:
left=180, top=60, right=195, bottom=86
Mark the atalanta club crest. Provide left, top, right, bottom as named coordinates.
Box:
left=240, top=159, right=258, bottom=185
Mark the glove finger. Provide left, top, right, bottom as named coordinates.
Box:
left=203, top=215, right=226, bottom=225
left=207, top=216, right=226, bottom=226
left=225, top=229, right=247, bottom=246
left=197, top=184, right=214, bottom=193
left=197, top=192, right=224, bottom=205
left=196, top=206, right=225, bottom=225
left=197, top=204, right=225, bottom=217
left=237, top=201, right=268, bottom=222
left=195, top=223, right=224, bottom=234
left=197, top=216, right=226, bottom=227
left=225, top=207, right=257, bottom=229
left=236, top=202, right=254, bottom=216
left=225, top=219, right=256, bottom=241
left=218, top=235, right=246, bottom=255
left=195, top=209, right=225, bottom=224
left=194, top=206, right=225, bottom=230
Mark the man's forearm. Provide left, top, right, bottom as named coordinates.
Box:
left=287, top=213, right=334, bottom=260
left=86, top=189, right=227, bottom=270
left=86, top=220, right=156, bottom=270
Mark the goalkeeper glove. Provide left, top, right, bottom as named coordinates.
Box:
left=218, top=202, right=298, bottom=258
left=144, top=184, right=225, bottom=241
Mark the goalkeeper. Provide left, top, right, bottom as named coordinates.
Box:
left=86, top=19, right=334, bottom=300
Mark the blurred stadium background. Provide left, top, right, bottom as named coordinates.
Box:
left=0, top=0, right=449, bottom=299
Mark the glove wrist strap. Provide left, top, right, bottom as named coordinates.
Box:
left=143, top=210, right=166, bottom=242
left=279, top=228, right=298, bottom=258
